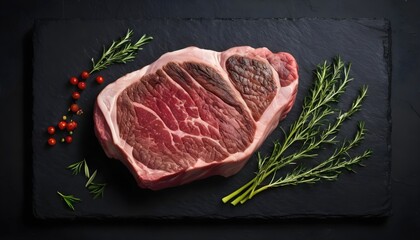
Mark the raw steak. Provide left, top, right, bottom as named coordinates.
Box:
left=94, top=46, right=299, bottom=190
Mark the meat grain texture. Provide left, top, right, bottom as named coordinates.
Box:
left=94, top=46, right=299, bottom=190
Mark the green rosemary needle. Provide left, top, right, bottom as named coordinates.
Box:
left=222, top=57, right=372, bottom=205
left=85, top=170, right=97, bottom=187
left=90, top=29, right=153, bottom=74
left=57, top=191, right=81, bottom=211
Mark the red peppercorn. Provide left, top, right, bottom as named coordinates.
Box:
left=81, top=71, right=90, bottom=80
left=58, top=121, right=67, bottom=130
left=47, top=138, right=56, bottom=146
left=70, top=104, right=79, bottom=113
left=66, top=121, right=77, bottom=131
left=72, top=91, right=80, bottom=100
left=95, top=76, right=104, bottom=84
left=77, top=81, right=86, bottom=90
left=69, top=77, right=79, bottom=85
left=47, top=126, right=55, bottom=135
left=65, top=136, right=73, bottom=143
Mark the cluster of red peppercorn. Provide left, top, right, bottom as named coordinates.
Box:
left=47, top=71, right=104, bottom=146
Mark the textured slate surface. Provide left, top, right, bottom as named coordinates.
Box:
left=32, top=18, right=391, bottom=219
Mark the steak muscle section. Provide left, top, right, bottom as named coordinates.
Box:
left=94, top=46, right=298, bottom=190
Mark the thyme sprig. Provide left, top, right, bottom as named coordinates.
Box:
left=222, top=57, right=372, bottom=205
left=90, top=29, right=153, bottom=73
left=57, top=191, right=81, bottom=211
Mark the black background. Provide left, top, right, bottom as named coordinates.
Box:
left=1, top=0, right=419, bottom=239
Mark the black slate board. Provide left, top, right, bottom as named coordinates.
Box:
left=32, top=18, right=391, bottom=219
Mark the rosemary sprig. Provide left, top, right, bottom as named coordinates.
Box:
left=90, top=29, right=153, bottom=73
left=57, top=191, right=81, bottom=211
left=66, top=159, right=86, bottom=175
left=87, top=182, right=107, bottom=199
left=222, top=57, right=372, bottom=205
left=66, top=159, right=106, bottom=199
left=251, top=122, right=372, bottom=196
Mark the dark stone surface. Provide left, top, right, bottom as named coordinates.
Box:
left=32, top=18, right=390, bottom=219
left=1, top=0, right=420, bottom=239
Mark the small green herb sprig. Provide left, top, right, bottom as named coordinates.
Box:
left=222, top=57, right=372, bottom=205
left=67, top=159, right=85, bottom=175
left=90, top=29, right=153, bottom=74
left=57, top=191, right=81, bottom=211
left=87, top=182, right=107, bottom=199
left=58, top=159, right=106, bottom=211
left=67, top=159, right=107, bottom=199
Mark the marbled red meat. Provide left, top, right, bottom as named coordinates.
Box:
left=94, top=46, right=298, bottom=190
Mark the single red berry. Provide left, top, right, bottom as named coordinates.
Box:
left=47, top=137, right=56, bottom=146
left=72, top=91, right=80, bottom=100
left=58, top=121, right=67, bottom=130
left=69, top=77, right=79, bottom=85
left=66, top=121, right=77, bottom=131
left=70, top=104, right=79, bottom=113
left=77, top=81, right=86, bottom=90
left=81, top=71, right=90, bottom=80
left=47, top=126, right=55, bottom=135
left=65, top=136, right=73, bottom=143
left=95, top=76, right=104, bottom=84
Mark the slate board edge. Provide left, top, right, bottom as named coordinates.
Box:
left=31, top=18, right=392, bottom=220
left=383, top=18, right=393, bottom=217
left=31, top=16, right=391, bottom=23
left=34, top=206, right=390, bottom=222
left=31, top=20, right=47, bottom=220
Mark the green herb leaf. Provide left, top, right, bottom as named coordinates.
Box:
left=222, top=57, right=372, bottom=205
left=85, top=170, right=97, bottom=187
left=57, top=191, right=81, bottom=211
left=84, top=160, right=90, bottom=178
left=90, top=29, right=153, bottom=73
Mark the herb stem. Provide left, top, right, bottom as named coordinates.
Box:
left=90, top=29, right=153, bottom=74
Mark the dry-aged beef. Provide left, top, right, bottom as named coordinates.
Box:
left=94, top=46, right=299, bottom=190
